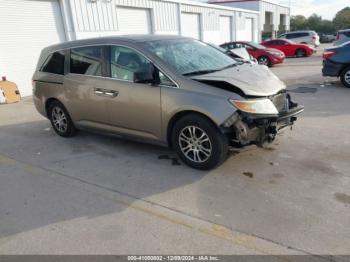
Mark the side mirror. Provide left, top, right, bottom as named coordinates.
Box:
left=133, top=64, right=158, bottom=84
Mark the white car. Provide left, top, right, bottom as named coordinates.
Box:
left=278, top=31, right=320, bottom=47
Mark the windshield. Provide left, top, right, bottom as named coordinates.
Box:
left=144, top=39, right=237, bottom=76
left=247, top=42, right=266, bottom=49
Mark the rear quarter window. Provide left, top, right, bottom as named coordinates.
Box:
left=40, top=51, right=65, bottom=75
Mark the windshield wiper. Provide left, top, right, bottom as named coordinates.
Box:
left=219, top=63, right=238, bottom=70
left=183, top=69, right=220, bottom=76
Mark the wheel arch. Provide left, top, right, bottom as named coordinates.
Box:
left=45, top=98, right=62, bottom=117
left=340, top=64, right=350, bottom=77
left=295, top=47, right=306, bottom=55
left=166, top=110, right=221, bottom=148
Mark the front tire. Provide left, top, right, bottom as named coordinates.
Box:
left=171, top=114, right=229, bottom=170
left=258, top=56, right=271, bottom=67
left=340, top=66, right=350, bottom=88
left=48, top=101, right=77, bottom=137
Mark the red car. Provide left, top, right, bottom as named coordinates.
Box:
left=220, top=41, right=285, bottom=67
left=260, top=39, right=315, bottom=57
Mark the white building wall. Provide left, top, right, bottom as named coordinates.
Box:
left=214, top=1, right=260, bottom=11
left=209, top=0, right=289, bottom=40
left=235, top=11, right=259, bottom=42
left=260, top=0, right=290, bottom=32
left=60, top=0, right=259, bottom=44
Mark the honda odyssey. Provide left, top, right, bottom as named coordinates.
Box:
left=33, top=35, right=304, bottom=170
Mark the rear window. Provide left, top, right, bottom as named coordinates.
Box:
left=70, top=46, right=103, bottom=76
left=41, top=51, right=65, bottom=75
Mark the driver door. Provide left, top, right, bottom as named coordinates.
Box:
left=96, top=45, right=162, bottom=140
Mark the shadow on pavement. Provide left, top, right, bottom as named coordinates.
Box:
left=0, top=119, right=207, bottom=239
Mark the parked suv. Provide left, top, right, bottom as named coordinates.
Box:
left=278, top=31, right=320, bottom=47
left=334, top=29, right=350, bottom=46
left=33, top=35, right=303, bottom=170
left=322, top=41, right=350, bottom=88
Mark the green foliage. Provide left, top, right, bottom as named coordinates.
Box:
left=333, top=7, right=350, bottom=30
left=290, top=15, right=307, bottom=31
left=290, top=7, right=350, bottom=34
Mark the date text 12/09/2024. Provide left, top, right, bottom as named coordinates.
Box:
left=127, top=256, right=219, bottom=261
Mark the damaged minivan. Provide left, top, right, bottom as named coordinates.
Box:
left=33, top=35, right=304, bottom=170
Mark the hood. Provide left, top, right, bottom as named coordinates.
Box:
left=229, top=48, right=251, bottom=60
left=191, top=63, right=286, bottom=97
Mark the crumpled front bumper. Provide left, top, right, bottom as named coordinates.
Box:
left=227, top=94, right=304, bottom=146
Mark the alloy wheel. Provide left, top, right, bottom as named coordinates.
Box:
left=178, top=126, right=212, bottom=163
left=345, top=70, right=350, bottom=85
left=51, top=106, right=68, bottom=133
left=258, top=57, right=269, bottom=65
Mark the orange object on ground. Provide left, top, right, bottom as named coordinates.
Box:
left=0, top=76, right=21, bottom=103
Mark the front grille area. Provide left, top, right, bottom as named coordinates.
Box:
left=270, top=92, right=288, bottom=113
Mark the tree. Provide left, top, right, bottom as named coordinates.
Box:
left=319, top=20, right=335, bottom=34
left=306, top=14, right=322, bottom=31
left=290, top=15, right=307, bottom=31
left=333, top=7, right=350, bottom=30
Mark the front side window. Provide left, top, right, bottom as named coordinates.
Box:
left=41, top=51, right=65, bottom=75
left=110, top=46, right=151, bottom=81
left=144, top=39, right=236, bottom=76
left=70, top=46, right=103, bottom=76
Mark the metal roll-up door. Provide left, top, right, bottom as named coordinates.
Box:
left=0, top=0, right=66, bottom=96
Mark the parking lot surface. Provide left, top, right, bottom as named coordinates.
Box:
left=0, top=44, right=349, bottom=258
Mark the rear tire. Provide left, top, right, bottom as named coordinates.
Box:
left=295, top=48, right=306, bottom=57
left=48, top=100, right=78, bottom=137
left=340, top=66, right=350, bottom=88
left=171, top=114, right=229, bottom=170
left=257, top=56, right=271, bottom=67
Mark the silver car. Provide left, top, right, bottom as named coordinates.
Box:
left=33, top=35, right=304, bottom=170
left=278, top=31, right=320, bottom=47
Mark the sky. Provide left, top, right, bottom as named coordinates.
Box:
left=277, top=0, right=350, bottom=20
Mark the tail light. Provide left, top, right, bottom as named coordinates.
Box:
left=323, top=51, right=336, bottom=59
left=312, top=36, right=316, bottom=40
left=336, top=32, right=339, bottom=40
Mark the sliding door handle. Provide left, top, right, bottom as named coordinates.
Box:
left=94, top=89, right=105, bottom=96
left=94, top=88, right=118, bottom=98
left=104, top=91, right=118, bottom=97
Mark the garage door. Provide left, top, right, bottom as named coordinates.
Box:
left=219, top=16, right=232, bottom=44
left=0, top=0, right=66, bottom=96
left=117, top=7, right=152, bottom=34
left=243, top=18, right=253, bottom=41
left=181, top=13, right=201, bottom=40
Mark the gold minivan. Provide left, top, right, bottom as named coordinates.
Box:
left=33, top=35, right=304, bottom=170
